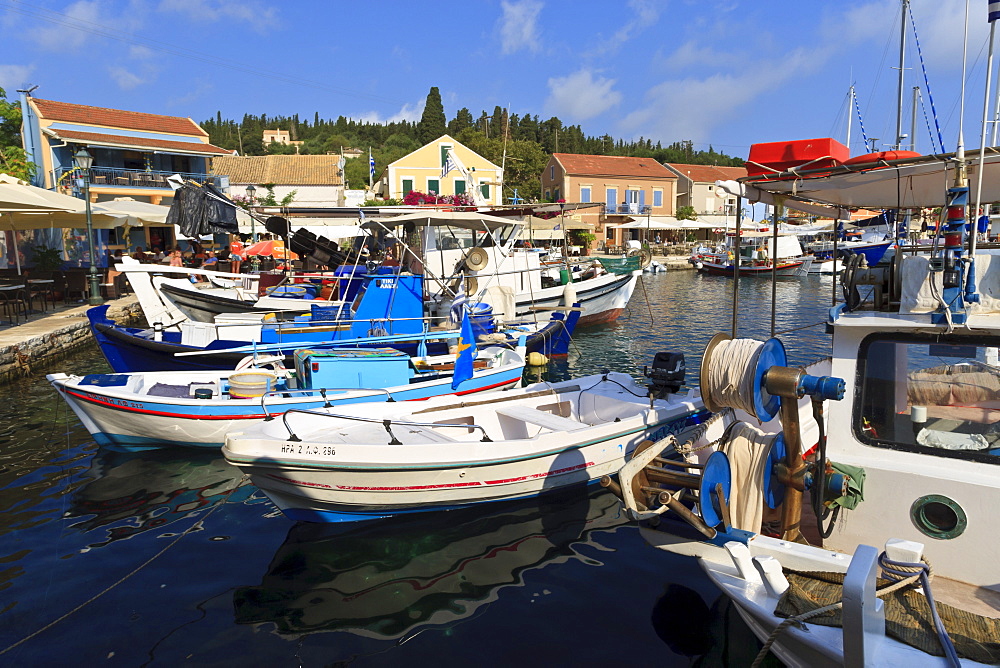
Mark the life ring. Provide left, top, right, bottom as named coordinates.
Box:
left=464, top=247, right=489, bottom=271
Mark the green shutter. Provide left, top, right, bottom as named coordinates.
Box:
left=441, top=146, right=450, bottom=166
left=481, top=183, right=489, bottom=199
left=402, top=179, right=413, bottom=194
left=455, top=179, right=466, bottom=194
left=428, top=179, right=439, bottom=194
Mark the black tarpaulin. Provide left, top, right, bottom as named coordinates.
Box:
left=166, top=183, right=240, bottom=237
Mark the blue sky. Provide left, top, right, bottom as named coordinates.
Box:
left=1, top=0, right=998, bottom=159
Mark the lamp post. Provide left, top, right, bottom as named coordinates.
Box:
left=245, top=184, right=259, bottom=272
left=73, top=148, right=103, bottom=305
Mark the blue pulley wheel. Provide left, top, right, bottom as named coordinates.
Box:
left=699, top=451, right=731, bottom=528
left=762, top=433, right=787, bottom=509
left=752, top=338, right=787, bottom=422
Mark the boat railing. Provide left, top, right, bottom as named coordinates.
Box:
left=259, top=387, right=393, bottom=420
left=280, top=408, right=492, bottom=444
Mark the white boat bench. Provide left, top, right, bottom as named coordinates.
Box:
left=494, top=404, right=587, bottom=432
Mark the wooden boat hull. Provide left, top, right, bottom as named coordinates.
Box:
left=698, top=260, right=804, bottom=277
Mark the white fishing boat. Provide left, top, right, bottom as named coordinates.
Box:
left=222, top=356, right=708, bottom=523
left=49, top=345, right=525, bottom=450
left=604, top=139, right=1000, bottom=665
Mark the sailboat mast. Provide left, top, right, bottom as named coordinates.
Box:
left=895, top=0, right=909, bottom=149
left=846, top=84, right=854, bottom=153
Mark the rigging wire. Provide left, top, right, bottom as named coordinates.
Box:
left=908, top=3, right=947, bottom=152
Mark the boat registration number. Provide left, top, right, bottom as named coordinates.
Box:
left=281, top=443, right=336, bottom=457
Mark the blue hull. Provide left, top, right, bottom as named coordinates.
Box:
left=89, top=305, right=579, bottom=373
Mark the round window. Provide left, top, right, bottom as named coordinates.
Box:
left=909, top=495, right=967, bottom=540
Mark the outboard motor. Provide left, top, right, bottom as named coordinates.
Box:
left=644, top=352, right=685, bottom=399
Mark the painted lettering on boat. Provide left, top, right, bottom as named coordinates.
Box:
left=83, top=391, right=142, bottom=409
left=280, top=443, right=335, bottom=456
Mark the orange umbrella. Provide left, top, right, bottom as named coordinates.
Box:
left=243, top=239, right=298, bottom=259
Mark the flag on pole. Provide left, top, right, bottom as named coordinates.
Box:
left=991, top=0, right=1000, bottom=22
left=451, top=310, right=475, bottom=390
left=441, top=148, right=459, bottom=179
left=368, top=148, right=375, bottom=187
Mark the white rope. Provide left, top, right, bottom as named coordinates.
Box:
left=704, top=338, right=766, bottom=418
left=718, top=421, right=774, bottom=531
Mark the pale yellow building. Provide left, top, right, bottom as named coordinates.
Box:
left=376, top=135, right=503, bottom=205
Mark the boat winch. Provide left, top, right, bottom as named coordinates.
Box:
left=605, top=334, right=850, bottom=543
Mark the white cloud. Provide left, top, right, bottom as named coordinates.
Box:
left=129, top=45, right=155, bottom=60
left=0, top=65, right=37, bottom=92
left=498, top=0, right=542, bottom=55
left=662, top=40, right=744, bottom=70
left=545, top=69, right=622, bottom=120
left=108, top=66, right=145, bottom=90
left=620, top=46, right=823, bottom=143
left=610, top=0, right=660, bottom=44
left=158, top=0, right=279, bottom=33
left=28, top=0, right=102, bottom=50
left=357, top=101, right=424, bottom=125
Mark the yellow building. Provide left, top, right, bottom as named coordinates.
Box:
left=376, top=135, right=503, bottom=205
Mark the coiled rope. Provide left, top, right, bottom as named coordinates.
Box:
left=703, top=338, right=766, bottom=418
left=752, top=554, right=957, bottom=668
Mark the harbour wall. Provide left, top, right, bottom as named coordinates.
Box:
left=0, top=297, right=141, bottom=384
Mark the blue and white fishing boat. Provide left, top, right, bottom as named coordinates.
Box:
left=48, top=345, right=525, bottom=450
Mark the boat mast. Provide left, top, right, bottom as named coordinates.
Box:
left=846, top=83, right=854, bottom=153
left=894, top=0, right=909, bottom=149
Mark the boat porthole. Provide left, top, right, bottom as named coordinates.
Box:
left=909, top=495, right=966, bottom=540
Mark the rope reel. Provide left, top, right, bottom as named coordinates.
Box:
left=700, top=333, right=787, bottom=422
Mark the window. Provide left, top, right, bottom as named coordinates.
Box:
left=440, top=145, right=452, bottom=166
left=606, top=188, right=617, bottom=212
left=550, top=165, right=555, bottom=181
left=554, top=188, right=560, bottom=201
left=480, top=182, right=489, bottom=200
left=427, top=179, right=440, bottom=194
left=454, top=179, right=466, bottom=194
left=402, top=178, right=413, bottom=195
left=855, top=333, right=1000, bottom=465
left=580, top=186, right=591, bottom=203
left=653, top=190, right=663, bottom=207
left=545, top=190, right=550, bottom=200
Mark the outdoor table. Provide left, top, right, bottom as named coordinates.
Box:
left=0, top=284, right=28, bottom=325
left=27, top=279, right=57, bottom=311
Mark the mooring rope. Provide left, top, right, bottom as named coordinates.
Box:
left=751, top=555, right=951, bottom=668
left=703, top=338, right=766, bottom=418
left=0, top=474, right=251, bottom=657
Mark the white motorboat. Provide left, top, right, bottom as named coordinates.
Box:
left=222, top=362, right=708, bottom=523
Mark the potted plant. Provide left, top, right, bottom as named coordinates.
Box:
left=30, top=244, right=64, bottom=272
left=571, top=231, right=597, bottom=255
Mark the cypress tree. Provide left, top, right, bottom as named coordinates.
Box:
left=417, top=87, right=446, bottom=144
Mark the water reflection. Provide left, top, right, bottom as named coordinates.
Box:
left=234, top=486, right=625, bottom=639
left=65, top=448, right=253, bottom=548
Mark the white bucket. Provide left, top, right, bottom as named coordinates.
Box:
left=228, top=371, right=276, bottom=399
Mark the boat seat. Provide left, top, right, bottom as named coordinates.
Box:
left=494, top=405, right=587, bottom=432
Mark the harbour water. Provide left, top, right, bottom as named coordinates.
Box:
left=0, top=271, right=839, bottom=666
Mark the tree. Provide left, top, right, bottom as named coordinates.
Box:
left=0, top=87, right=33, bottom=181
left=417, top=86, right=446, bottom=144
left=676, top=205, right=697, bottom=221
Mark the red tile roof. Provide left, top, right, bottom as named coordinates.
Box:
left=47, top=129, right=232, bottom=155
left=212, top=155, right=343, bottom=186
left=553, top=153, right=676, bottom=179
left=32, top=98, right=206, bottom=136
left=665, top=163, right=747, bottom=183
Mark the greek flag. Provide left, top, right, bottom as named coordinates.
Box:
left=450, top=275, right=467, bottom=325
left=441, top=148, right=458, bottom=179
left=369, top=152, right=375, bottom=178
left=451, top=310, right=475, bottom=390
left=993, top=0, right=1000, bottom=21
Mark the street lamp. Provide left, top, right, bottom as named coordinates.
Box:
left=73, top=148, right=103, bottom=305
left=245, top=184, right=259, bottom=272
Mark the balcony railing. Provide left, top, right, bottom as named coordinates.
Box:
left=53, top=166, right=210, bottom=190
left=603, top=203, right=652, bottom=215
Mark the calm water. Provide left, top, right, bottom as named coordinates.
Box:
left=0, top=271, right=839, bottom=666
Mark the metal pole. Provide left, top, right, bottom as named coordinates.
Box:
left=771, top=206, right=778, bottom=338
left=82, top=172, right=102, bottom=305
left=911, top=86, right=919, bottom=152
left=895, top=0, right=909, bottom=149
left=730, top=195, right=742, bottom=338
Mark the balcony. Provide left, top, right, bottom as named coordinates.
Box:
left=603, top=203, right=652, bottom=215
left=53, top=166, right=210, bottom=190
